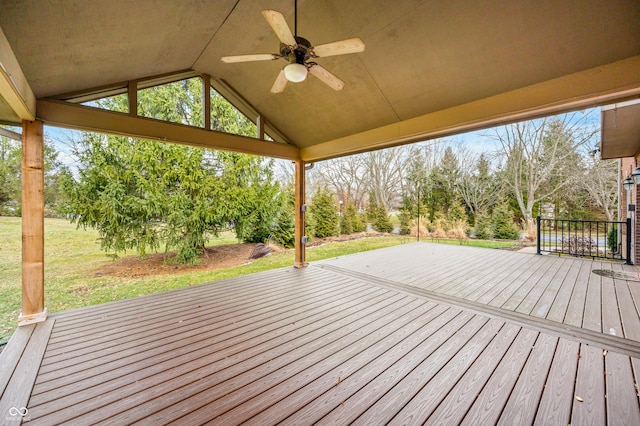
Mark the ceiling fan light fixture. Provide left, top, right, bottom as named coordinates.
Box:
left=284, top=62, right=308, bottom=82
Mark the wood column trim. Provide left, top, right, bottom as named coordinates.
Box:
left=294, top=159, right=308, bottom=268
left=19, top=119, right=47, bottom=326
left=127, top=81, right=137, bottom=117
left=256, top=115, right=265, bottom=140
left=203, top=74, right=211, bottom=130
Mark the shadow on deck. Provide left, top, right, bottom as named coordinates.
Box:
left=2, top=242, right=640, bottom=424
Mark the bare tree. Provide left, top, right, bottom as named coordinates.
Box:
left=401, top=141, right=447, bottom=203
left=492, top=112, right=598, bottom=228
left=582, top=155, right=618, bottom=221
left=364, top=147, right=408, bottom=210
left=458, top=151, right=500, bottom=222
left=273, top=159, right=296, bottom=185
left=315, top=154, right=368, bottom=208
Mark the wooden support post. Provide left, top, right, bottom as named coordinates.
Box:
left=294, top=158, right=308, bottom=268
left=256, top=115, right=265, bottom=140
left=128, top=80, right=137, bottom=117
left=203, top=74, right=211, bottom=130
left=19, top=119, right=47, bottom=325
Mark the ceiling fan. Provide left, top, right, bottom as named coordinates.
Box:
left=221, top=2, right=365, bottom=93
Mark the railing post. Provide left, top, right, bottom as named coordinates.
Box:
left=536, top=216, right=541, bottom=255
left=626, top=217, right=632, bottom=265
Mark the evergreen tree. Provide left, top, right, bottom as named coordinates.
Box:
left=0, top=135, right=21, bottom=214
left=474, top=212, right=493, bottom=239
left=491, top=203, right=520, bottom=240
left=272, top=187, right=295, bottom=248
left=366, top=193, right=379, bottom=223
left=373, top=205, right=394, bottom=233
left=339, top=210, right=353, bottom=235
left=1, top=134, right=68, bottom=216
left=230, top=155, right=281, bottom=243
left=347, top=204, right=366, bottom=232
left=60, top=78, right=277, bottom=263
left=310, top=187, right=338, bottom=238
left=448, top=200, right=468, bottom=224
left=398, top=208, right=413, bottom=235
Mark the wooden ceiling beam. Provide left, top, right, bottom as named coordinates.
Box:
left=0, top=25, right=36, bottom=121
left=302, top=56, right=640, bottom=162
left=36, top=99, right=300, bottom=160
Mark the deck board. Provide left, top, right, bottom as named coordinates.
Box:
left=616, top=279, right=640, bottom=341
left=0, top=320, right=54, bottom=423
left=563, top=260, right=593, bottom=327
left=545, top=258, right=583, bottom=323
left=571, top=344, right=606, bottom=425
left=1, top=242, right=639, bottom=425
left=583, top=260, right=604, bottom=332
left=31, top=279, right=403, bottom=423
left=279, top=308, right=466, bottom=425
left=127, top=295, right=423, bottom=426
left=35, top=272, right=370, bottom=379
left=533, top=339, right=579, bottom=425
left=514, top=258, right=565, bottom=317
left=497, top=333, right=558, bottom=425
left=605, top=351, right=640, bottom=425
left=243, top=303, right=450, bottom=425
left=316, top=312, right=477, bottom=425
left=602, top=266, right=624, bottom=337
left=0, top=323, right=35, bottom=397
left=460, top=328, right=539, bottom=425
left=31, top=280, right=384, bottom=402
left=412, top=322, right=521, bottom=425
left=500, top=256, right=562, bottom=312
left=350, top=315, right=490, bottom=426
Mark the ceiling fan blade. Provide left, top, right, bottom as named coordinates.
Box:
left=262, top=10, right=296, bottom=46
left=309, top=65, right=345, bottom=91
left=271, top=70, right=288, bottom=93
left=221, top=54, right=280, bottom=63
left=311, top=38, right=365, bottom=57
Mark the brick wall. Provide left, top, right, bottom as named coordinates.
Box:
left=621, top=156, right=640, bottom=264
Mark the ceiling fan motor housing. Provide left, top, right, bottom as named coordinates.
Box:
left=281, top=36, right=312, bottom=64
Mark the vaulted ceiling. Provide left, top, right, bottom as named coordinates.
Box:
left=1, top=0, right=639, bottom=161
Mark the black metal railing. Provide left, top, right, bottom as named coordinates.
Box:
left=536, top=216, right=632, bottom=264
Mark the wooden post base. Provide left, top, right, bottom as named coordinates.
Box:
left=18, top=307, right=48, bottom=326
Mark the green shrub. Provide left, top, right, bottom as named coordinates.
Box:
left=310, top=187, right=338, bottom=238
left=373, top=205, right=394, bottom=233
left=448, top=201, right=467, bottom=223
left=339, top=210, right=353, bottom=235
left=272, top=190, right=295, bottom=248
left=474, top=212, right=493, bottom=239
left=491, top=204, right=520, bottom=240
left=607, top=226, right=618, bottom=253
left=398, top=208, right=413, bottom=235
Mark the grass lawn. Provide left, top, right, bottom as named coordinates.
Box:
left=0, top=217, right=517, bottom=342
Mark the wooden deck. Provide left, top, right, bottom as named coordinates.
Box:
left=2, top=242, right=640, bottom=425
